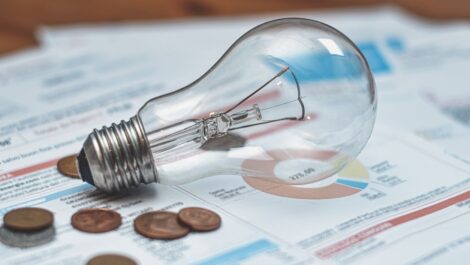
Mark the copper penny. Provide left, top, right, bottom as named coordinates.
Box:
left=87, top=254, right=137, bottom=265
left=71, top=208, right=121, bottom=233
left=177, top=207, right=221, bottom=232
left=57, top=155, right=79, bottom=178
left=134, top=211, right=189, bottom=240
left=3, top=207, right=54, bottom=232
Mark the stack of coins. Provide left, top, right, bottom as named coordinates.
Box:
left=3, top=153, right=224, bottom=262
left=0, top=207, right=55, bottom=248
left=0, top=205, right=220, bottom=264
left=134, top=207, right=221, bottom=240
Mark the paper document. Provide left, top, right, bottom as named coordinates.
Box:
left=1, top=6, right=470, bottom=265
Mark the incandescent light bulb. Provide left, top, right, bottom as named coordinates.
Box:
left=77, top=18, right=376, bottom=193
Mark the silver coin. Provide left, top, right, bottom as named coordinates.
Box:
left=0, top=225, right=55, bottom=248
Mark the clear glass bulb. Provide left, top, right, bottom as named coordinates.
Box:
left=77, top=18, right=376, bottom=192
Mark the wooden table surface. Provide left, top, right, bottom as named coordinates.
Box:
left=0, top=0, right=469, bottom=55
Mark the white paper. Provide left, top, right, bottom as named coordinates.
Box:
left=1, top=6, right=470, bottom=265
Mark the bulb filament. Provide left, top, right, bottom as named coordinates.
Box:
left=147, top=66, right=306, bottom=164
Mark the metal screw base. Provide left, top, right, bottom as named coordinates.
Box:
left=80, top=116, right=157, bottom=192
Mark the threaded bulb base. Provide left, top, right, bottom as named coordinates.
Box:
left=79, top=116, right=157, bottom=192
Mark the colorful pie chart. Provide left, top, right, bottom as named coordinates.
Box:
left=242, top=149, right=369, bottom=199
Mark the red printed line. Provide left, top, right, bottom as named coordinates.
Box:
left=316, top=190, right=470, bottom=259
left=0, top=159, right=59, bottom=182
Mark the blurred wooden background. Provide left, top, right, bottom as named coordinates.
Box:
left=0, top=0, right=469, bottom=55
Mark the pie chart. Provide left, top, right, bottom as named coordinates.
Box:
left=242, top=149, right=369, bottom=199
